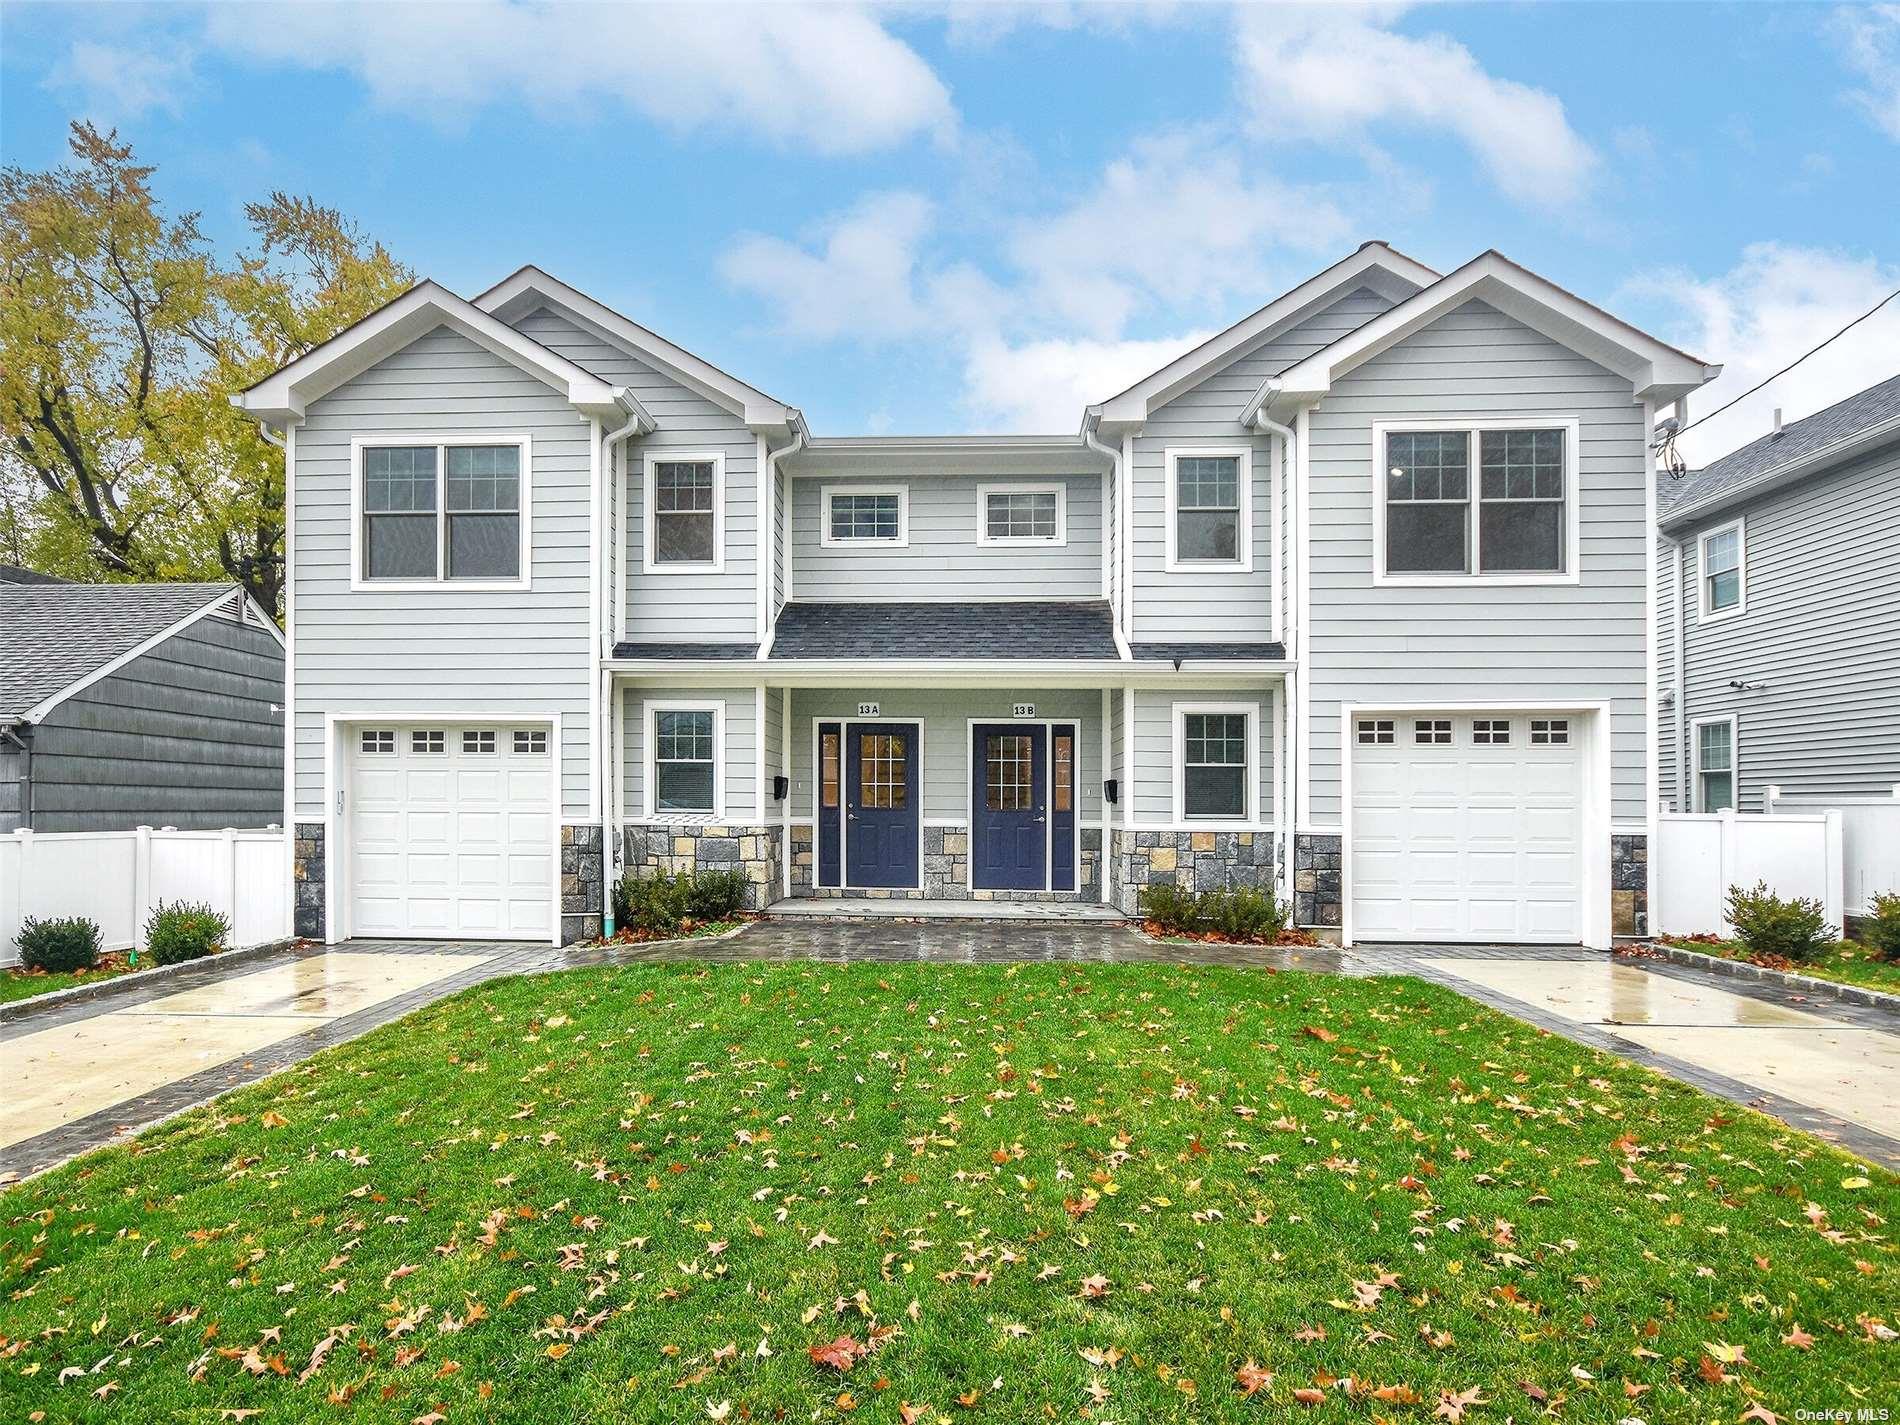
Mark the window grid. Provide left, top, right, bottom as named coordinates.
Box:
left=1413, top=719, right=1452, bottom=745
left=1382, top=425, right=1571, bottom=578
left=654, top=709, right=716, bottom=813
left=411, top=730, right=445, bottom=754
left=1472, top=718, right=1512, bottom=745
left=513, top=729, right=547, bottom=755
left=360, top=729, right=395, bottom=755
left=859, top=733, right=908, bottom=810
left=984, top=491, right=1058, bottom=541
left=1172, top=454, right=1242, bottom=564
left=1697, top=721, right=1735, bottom=812
left=985, top=735, right=1035, bottom=812
left=1703, top=526, right=1742, bottom=612
left=361, top=441, right=524, bottom=584
left=1182, top=711, right=1248, bottom=820
left=462, top=729, right=496, bottom=754
left=1355, top=718, right=1395, bottom=745
left=1529, top=718, right=1570, bottom=745
left=829, top=492, right=902, bottom=542
left=652, top=461, right=718, bottom=566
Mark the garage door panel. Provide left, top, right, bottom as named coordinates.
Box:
left=1465, top=850, right=1519, bottom=887
left=407, top=853, right=453, bottom=888
left=1410, top=898, right=1463, bottom=934
left=1526, top=900, right=1582, bottom=937
left=1353, top=897, right=1407, bottom=934
left=1466, top=899, right=1522, bottom=936
left=1519, top=761, right=1577, bottom=795
left=1409, top=763, right=1464, bottom=796
left=456, top=810, right=503, bottom=845
left=508, top=769, right=552, bottom=800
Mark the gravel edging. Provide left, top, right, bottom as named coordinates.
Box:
left=0, top=938, right=300, bottom=1022
left=1637, top=940, right=1900, bottom=1012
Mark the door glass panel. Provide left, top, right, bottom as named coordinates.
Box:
left=1053, top=734, right=1073, bottom=813
left=985, top=734, right=1034, bottom=812
left=821, top=732, right=840, bottom=809
left=860, top=733, right=907, bottom=810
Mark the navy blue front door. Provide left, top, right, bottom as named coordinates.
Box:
left=972, top=724, right=1046, bottom=890
left=846, top=722, right=919, bottom=888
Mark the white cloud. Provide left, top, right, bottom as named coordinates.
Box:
left=1233, top=4, right=1597, bottom=206
left=45, top=40, right=197, bottom=121
left=960, top=330, right=1209, bottom=431
left=1634, top=243, right=1900, bottom=466
left=201, top=1, right=954, bottom=154
left=1836, top=2, right=1900, bottom=140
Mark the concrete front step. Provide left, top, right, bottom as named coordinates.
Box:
left=764, top=897, right=1128, bottom=923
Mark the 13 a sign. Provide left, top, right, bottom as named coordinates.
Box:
left=857, top=702, right=881, bottom=717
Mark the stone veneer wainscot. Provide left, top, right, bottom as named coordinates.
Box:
left=620, top=824, right=784, bottom=912
left=788, top=825, right=1103, bottom=902
left=1109, top=829, right=1281, bottom=918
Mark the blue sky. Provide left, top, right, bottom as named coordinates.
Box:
left=3, top=1, right=1897, bottom=460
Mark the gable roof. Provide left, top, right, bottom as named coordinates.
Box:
left=1658, top=373, right=1900, bottom=530
left=1255, top=250, right=1720, bottom=424
left=0, top=582, right=255, bottom=722
left=0, top=565, right=68, bottom=585
left=236, top=280, right=644, bottom=427
left=1090, top=241, right=1440, bottom=427
left=474, top=266, right=797, bottom=431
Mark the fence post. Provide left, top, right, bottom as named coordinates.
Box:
left=221, top=827, right=239, bottom=938
left=4, top=829, right=29, bottom=964
left=1765, top=784, right=1781, bottom=815
left=1823, top=810, right=1845, bottom=933
left=133, top=825, right=153, bottom=948
left=1717, top=808, right=1738, bottom=930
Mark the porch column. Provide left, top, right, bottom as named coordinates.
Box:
left=780, top=685, right=793, bottom=901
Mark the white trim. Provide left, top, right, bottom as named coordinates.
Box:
left=606, top=659, right=1291, bottom=687
left=282, top=423, right=297, bottom=920
left=963, top=717, right=1084, bottom=893
left=779, top=686, right=793, bottom=900
left=1643, top=398, right=1661, bottom=925
left=1171, top=700, right=1259, bottom=826
left=1119, top=433, right=1135, bottom=639
left=347, top=433, right=533, bottom=592
left=1292, top=405, right=1311, bottom=832
left=1163, top=446, right=1253, bottom=573
left=815, top=716, right=924, bottom=892
left=324, top=710, right=563, bottom=947
left=1099, top=686, right=1113, bottom=906
left=644, top=699, right=726, bottom=819
left=1690, top=713, right=1739, bottom=813
left=19, top=587, right=249, bottom=724
left=643, top=451, right=727, bottom=575
left=1370, top=418, right=1582, bottom=587
left=1694, top=516, right=1747, bottom=624
left=819, top=483, right=909, bottom=548
left=755, top=684, right=768, bottom=821
left=974, top=482, right=1067, bottom=548
left=588, top=418, right=602, bottom=835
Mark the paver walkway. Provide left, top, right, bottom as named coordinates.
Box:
left=2, top=923, right=1893, bottom=1182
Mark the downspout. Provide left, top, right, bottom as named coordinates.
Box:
left=1671, top=534, right=1689, bottom=811
left=1250, top=390, right=1299, bottom=907
left=757, top=417, right=807, bottom=661
left=1081, top=416, right=1132, bottom=660
left=598, top=393, right=649, bottom=938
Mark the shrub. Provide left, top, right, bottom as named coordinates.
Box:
left=1724, top=880, right=1835, bottom=964
left=144, top=901, right=229, bottom=966
left=1199, top=888, right=1286, bottom=941
left=1138, top=883, right=1201, bottom=933
left=18, top=915, right=101, bottom=974
left=1862, top=891, right=1900, bottom=962
left=685, top=867, right=750, bottom=921
left=613, top=867, right=751, bottom=937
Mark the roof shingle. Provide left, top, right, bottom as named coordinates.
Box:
left=769, top=601, right=1118, bottom=660
left=0, top=583, right=236, bottom=719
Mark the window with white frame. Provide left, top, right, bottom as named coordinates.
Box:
left=360, top=729, right=395, bottom=755
left=1176, top=706, right=1252, bottom=821
left=1695, top=718, right=1736, bottom=812
left=978, top=484, right=1064, bottom=545
left=462, top=730, right=496, bottom=754
left=1166, top=450, right=1249, bottom=569
left=1413, top=718, right=1452, bottom=745
left=822, top=486, right=907, bottom=546
left=411, top=729, right=445, bottom=754
left=1699, top=520, right=1744, bottom=618
left=649, top=457, right=722, bottom=569
left=1355, top=718, right=1395, bottom=745
left=513, top=729, right=548, bottom=755
left=1529, top=718, right=1569, bottom=745
left=1378, top=422, right=1576, bottom=580
left=650, top=706, right=720, bottom=814
left=1472, top=718, right=1511, bottom=744
left=358, top=439, right=527, bottom=586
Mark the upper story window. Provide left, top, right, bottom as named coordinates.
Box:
left=822, top=486, right=908, bottom=547
left=1175, top=703, right=1253, bottom=822
left=1697, top=519, right=1745, bottom=621
left=647, top=455, right=725, bottom=572
left=354, top=437, right=529, bottom=590
left=649, top=704, right=721, bottom=815
left=1165, top=449, right=1250, bottom=571
left=1375, top=420, right=1579, bottom=586
left=978, top=484, right=1065, bottom=546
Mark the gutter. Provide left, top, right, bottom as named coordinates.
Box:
left=1250, top=381, right=1300, bottom=902
left=1079, top=414, right=1132, bottom=660
left=596, top=389, right=654, bottom=939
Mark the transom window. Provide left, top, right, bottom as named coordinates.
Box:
left=1472, top=719, right=1512, bottom=744
left=1414, top=719, right=1452, bottom=745
left=360, top=729, right=395, bottom=755
left=1696, top=719, right=1735, bottom=812
left=653, top=708, right=717, bottom=813
left=979, top=485, right=1063, bottom=545
left=1179, top=709, right=1249, bottom=820
left=859, top=733, right=908, bottom=810
left=824, top=487, right=907, bottom=546
left=513, top=729, right=547, bottom=755
left=1699, top=520, right=1744, bottom=618
left=359, top=439, right=525, bottom=586
left=1167, top=451, right=1249, bottom=569
left=1529, top=718, right=1569, bottom=745
left=651, top=459, right=721, bottom=568
left=1356, top=718, right=1395, bottom=745
left=411, top=729, right=445, bottom=754
left=985, top=735, right=1035, bottom=812
left=462, top=730, right=496, bottom=754
left=1379, top=423, right=1575, bottom=580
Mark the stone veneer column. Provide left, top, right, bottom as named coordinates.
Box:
left=293, top=822, right=325, bottom=940
left=1293, top=833, right=1342, bottom=928
left=561, top=824, right=604, bottom=943
left=1611, top=833, right=1649, bottom=937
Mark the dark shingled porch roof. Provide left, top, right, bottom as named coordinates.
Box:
left=768, top=601, right=1118, bottom=660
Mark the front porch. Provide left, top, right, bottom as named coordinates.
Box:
left=762, top=895, right=1126, bottom=921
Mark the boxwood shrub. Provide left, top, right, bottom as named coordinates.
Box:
left=18, top=915, right=102, bottom=974
left=144, top=901, right=229, bottom=966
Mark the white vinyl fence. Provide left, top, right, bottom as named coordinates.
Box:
left=1653, top=809, right=1844, bottom=937
left=1765, top=786, right=1900, bottom=916
left=0, top=826, right=289, bottom=967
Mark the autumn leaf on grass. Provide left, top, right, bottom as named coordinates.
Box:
left=260, top=1111, right=289, bottom=1129
left=808, top=1336, right=868, bottom=1372
left=1781, top=1323, right=1814, bottom=1350
left=1303, top=1025, right=1337, bottom=1043
left=1234, top=1359, right=1273, bottom=1396
left=1434, top=1386, right=1487, bottom=1422
left=1292, top=1386, right=1325, bottom=1406
left=1740, top=1406, right=1780, bottom=1425
left=1078, top=1273, right=1111, bottom=1300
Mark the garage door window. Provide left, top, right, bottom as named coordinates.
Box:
left=1472, top=719, right=1511, bottom=744
left=360, top=729, right=395, bottom=754
left=651, top=706, right=720, bottom=815
left=1413, top=719, right=1452, bottom=745
left=1356, top=719, right=1395, bottom=745
left=411, top=730, right=445, bottom=754
left=1529, top=718, right=1569, bottom=745
left=514, top=729, right=548, bottom=754
left=1176, top=706, right=1251, bottom=821
left=462, top=730, right=496, bottom=754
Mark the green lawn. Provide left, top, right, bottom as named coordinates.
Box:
left=1657, top=935, right=1900, bottom=996
left=0, top=958, right=141, bottom=1005
left=3, top=962, right=1893, bottom=1423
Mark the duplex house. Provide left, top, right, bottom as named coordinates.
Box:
left=1657, top=374, right=1900, bottom=814
left=237, top=243, right=1717, bottom=949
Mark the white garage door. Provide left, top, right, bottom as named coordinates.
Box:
left=348, top=723, right=554, bottom=940
left=1350, top=713, right=1583, bottom=944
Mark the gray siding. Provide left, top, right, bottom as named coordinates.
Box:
left=1126, top=687, right=1276, bottom=825
left=787, top=472, right=1104, bottom=601
left=510, top=307, right=760, bottom=645
left=292, top=325, right=595, bottom=818
left=1304, top=299, right=1650, bottom=825
left=622, top=684, right=763, bottom=823
left=0, top=749, right=21, bottom=832
left=1131, top=288, right=1398, bottom=642
left=1660, top=442, right=1900, bottom=810
left=25, top=613, right=284, bottom=832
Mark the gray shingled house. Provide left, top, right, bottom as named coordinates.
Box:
left=0, top=579, right=285, bottom=832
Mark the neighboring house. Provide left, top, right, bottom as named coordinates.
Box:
left=237, top=243, right=1718, bottom=950
left=0, top=583, right=285, bottom=832
left=1657, top=374, right=1900, bottom=815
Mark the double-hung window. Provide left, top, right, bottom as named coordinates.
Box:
left=649, top=704, right=721, bottom=815
left=357, top=437, right=528, bottom=587
left=648, top=456, right=723, bottom=570
left=978, top=484, right=1064, bottom=545
left=1166, top=450, right=1250, bottom=570
left=1698, top=519, right=1744, bottom=619
left=1176, top=704, right=1253, bottom=821
left=1694, top=717, right=1736, bottom=812
left=822, top=486, right=907, bottom=547
left=1377, top=421, right=1578, bottom=582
